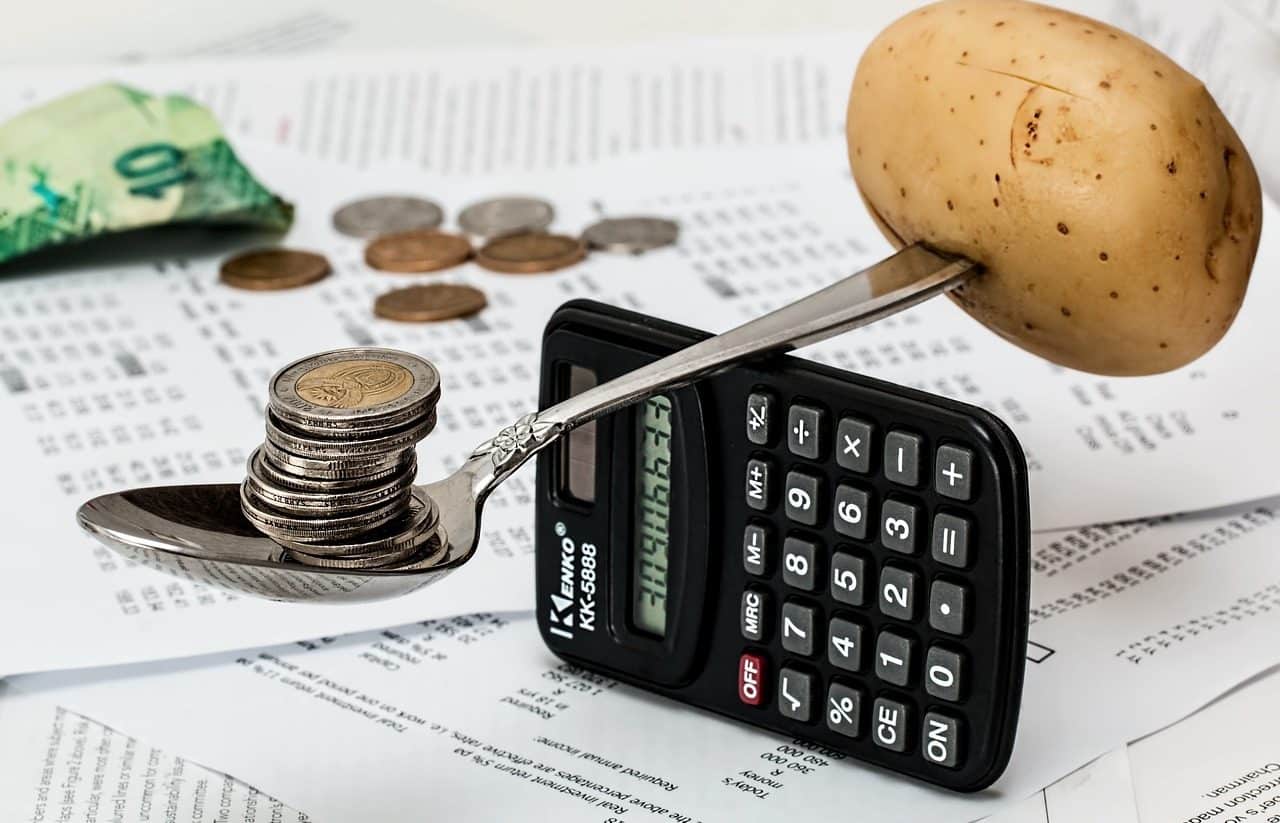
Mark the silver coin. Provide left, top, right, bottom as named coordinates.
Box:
left=245, top=459, right=415, bottom=515
left=582, top=216, right=680, bottom=254
left=265, top=410, right=435, bottom=460
left=269, top=347, right=441, bottom=433
left=250, top=446, right=413, bottom=493
left=240, top=481, right=404, bottom=541
left=287, top=525, right=447, bottom=570
left=260, top=440, right=409, bottom=480
left=279, top=491, right=438, bottom=558
left=332, top=196, right=445, bottom=239
left=457, top=196, right=555, bottom=240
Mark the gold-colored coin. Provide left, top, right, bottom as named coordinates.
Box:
left=364, top=230, right=472, bottom=273
left=374, top=283, right=488, bottom=323
left=220, top=248, right=331, bottom=290
left=294, top=360, right=415, bottom=410
left=475, top=233, right=586, bottom=274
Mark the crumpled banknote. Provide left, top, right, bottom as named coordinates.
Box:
left=0, top=83, right=292, bottom=265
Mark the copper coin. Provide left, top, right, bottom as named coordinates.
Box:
left=220, top=248, right=331, bottom=291
left=475, top=233, right=586, bottom=274
left=364, top=230, right=472, bottom=273
left=374, top=283, right=488, bottom=322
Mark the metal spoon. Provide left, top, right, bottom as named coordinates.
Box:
left=77, top=245, right=976, bottom=603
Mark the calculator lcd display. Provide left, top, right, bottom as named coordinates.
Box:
left=632, top=394, right=673, bottom=636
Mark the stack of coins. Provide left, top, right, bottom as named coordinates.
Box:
left=240, top=348, right=446, bottom=569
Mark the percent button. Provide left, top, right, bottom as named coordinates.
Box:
left=826, top=682, right=864, bottom=738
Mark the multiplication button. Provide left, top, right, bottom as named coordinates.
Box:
left=836, top=416, right=873, bottom=474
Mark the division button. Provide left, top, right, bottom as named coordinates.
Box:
left=783, top=469, right=823, bottom=526
left=742, top=523, right=771, bottom=576
left=832, top=483, right=870, bottom=540
left=787, top=404, right=824, bottom=459
left=828, top=617, right=865, bottom=672
left=880, top=499, right=918, bottom=554
left=778, top=668, right=814, bottom=722
left=922, top=712, right=962, bottom=769
left=874, top=629, right=915, bottom=687
left=746, top=391, right=776, bottom=446
left=782, top=536, right=819, bottom=591
left=826, top=682, right=863, bottom=738
left=884, top=430, right=923, bottom=487
left=830, top=551, right=867, bottom=606
left=745, top=457, right=773, bottom=511
left=931, top=512, right=971, bottom=569
left=873, top=697, right=910, bottom=753
left=925, top=646, right=964, bottom=702
left=879, top=565, right=919, bottom=620
left=738, top=653, right=766, bottom=707
left=929, top=580, right=969, bottom=636
left=741, top=589, right=769, bottom=642
left=836, top=416, right=874, bottom=474
left=935, top=444, right=975, bottom=501
left=780, top=601, right=817, bottom=656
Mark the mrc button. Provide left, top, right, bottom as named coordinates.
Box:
left=738, top=653, right=766, bottom=706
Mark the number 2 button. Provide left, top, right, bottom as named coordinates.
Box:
left=879, top=566, right=918, bottom=620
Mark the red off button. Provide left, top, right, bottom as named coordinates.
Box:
left=738, top=653, right=765, bottom=706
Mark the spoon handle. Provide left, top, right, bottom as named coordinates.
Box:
left=468, top=243, right=977, bottom=487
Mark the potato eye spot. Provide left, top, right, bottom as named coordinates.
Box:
left=1159, top=342, right=1169, bottom=349
left=1024, top=321, right=1035, bottom=330
left=900, top=187, right=907, bottom=197
left=1149, top=123, right=1158, bottom=131
left=1099, top=252, right=1109, bottom=261
left=946, top=199, right=955, bottom=210
left=995, top=20, right=1005, bottom=26
left=1152, top=285, right=1161, bottom=292
left=1057, top=222, right=1069, bottom=235
left=1109, top=290, right=1119, bottom=299
left=1095, top=173, right=1103, bottom=180
left=994, top=173, right=1001, bottom=183
left=1199, top=191, right=1206, bottom=199
left=1060, top=306, right=1072, bottom=317
left=1099, top=80, right=1111, bottom=89
left=993, top=197, right=1000, bottom=207
left=1166, top=160, right=1177, bottom=174
left=1153, top=69, right=1163, bottom=77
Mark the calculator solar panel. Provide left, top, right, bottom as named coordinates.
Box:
left=535, top=299, right=1030, bottom=792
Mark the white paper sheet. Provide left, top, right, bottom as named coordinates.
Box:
left=12, top=499, right=1280, bottom=822
left=986, top=749, right=1139, bottom=823
left=5, top=139, right=1280, bottom=675
left=0, top=683, right=311, bottom=822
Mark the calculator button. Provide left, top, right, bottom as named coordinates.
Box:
left=745, top=458, right=774, bottom=511
left=827, top=617, right=865, bottom=672
left=836, top=416, right=874, bottom=474
left=782, top=537, right=819, bottom=591
left=738, top=653, right=766, bottom=707
left=781, top=602, right=817, bottom=656
left=879, top=565, right=918, bottom=620
left=875, top=629, right=914, bottom=687
left=783, top=470, right=823, bottom=526
left=787, top=404, right=824, bottom=459
left=935, top=444, right=975, bottom=501
left=832, top=484, right=870, bottom=540
left=746, top=391, right=776, bottom=446
left=830, top=551, right=867, bottom=606
left=929, top=580, right=969, bottom=636
left=743, top=524, right=771, bottom=576
left=826, top=682, right=863, bottom=738
left=741, top=589, right=769, bottom=642
left=922, top=712, right=962, bottom=769
left=931, top=513, right=971, bottom=569
left=778, top=668, right=814, bottom=722
left=880, top=499, right=918, bottom=554
left=873, top=697, right=910, bottom=752
left=925, top=647, right=964, bottom=702
left=883, top=430, right=923, bottom=487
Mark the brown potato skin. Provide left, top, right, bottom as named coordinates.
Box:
left=847, top=0, right=1262, bottom=375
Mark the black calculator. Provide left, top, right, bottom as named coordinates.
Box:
left=534, top=299, right=1030, bottom=792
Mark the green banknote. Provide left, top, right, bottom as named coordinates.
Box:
left=0, top=83, right=292, bottom=265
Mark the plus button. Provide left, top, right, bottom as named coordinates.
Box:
left=942, top=462, right=963, bottom=487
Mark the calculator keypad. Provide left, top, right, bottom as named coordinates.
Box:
left=729, top=387, right=1026, bottom=790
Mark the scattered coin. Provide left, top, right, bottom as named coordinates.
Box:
left=374, top=283, right=488, bottom=322
left=476, top=233, right=586, bottom=274
left=332, top=195, right=445, bottom=239
left=457, top=196, right=555, bottom=240
left=364, top=229, right=472, bottom=273
left=582, top=216, right=680, bottom=254
left=220, top=248, right=331, bottom=291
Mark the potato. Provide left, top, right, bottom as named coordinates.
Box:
left=847, top=0, right=1262, bottom=375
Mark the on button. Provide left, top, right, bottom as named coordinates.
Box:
left=738, top=653, right=766, bottom=706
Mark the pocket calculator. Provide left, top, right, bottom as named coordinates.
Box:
left=534, top=299, right=1030, bottom=792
